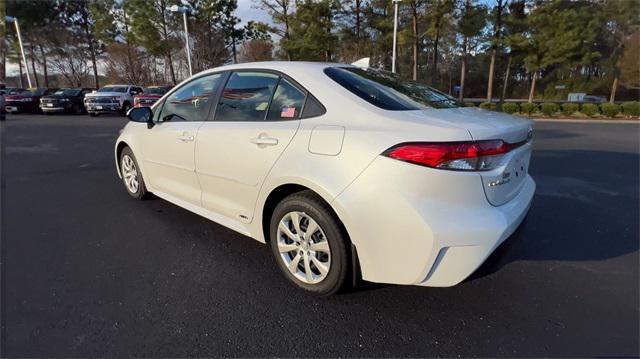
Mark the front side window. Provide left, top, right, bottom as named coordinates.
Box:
left=159, top=73, right=222, bottom=122
left=324, top=67, right=461, bottom=110
left=214, top=72, right=279, bottom=122
left=266, top=79, right=306, bottom=121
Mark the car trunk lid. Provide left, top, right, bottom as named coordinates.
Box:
left=417, top=107, right=534, bottom=206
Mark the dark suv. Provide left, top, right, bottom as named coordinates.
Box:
left=40, top=88, right=94, bottom=115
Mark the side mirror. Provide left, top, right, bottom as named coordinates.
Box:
left=127, top=106, right=154, bottom=128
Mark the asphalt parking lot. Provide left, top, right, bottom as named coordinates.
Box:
left=1, top=113, right=638, bottom=357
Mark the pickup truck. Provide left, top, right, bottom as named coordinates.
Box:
left=84, top=85, right=143, bottom=116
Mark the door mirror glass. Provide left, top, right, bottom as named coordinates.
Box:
left=128, top=106, right=152, bottom=123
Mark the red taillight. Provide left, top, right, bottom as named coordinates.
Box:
left=383, top=140, right=523, bottom=171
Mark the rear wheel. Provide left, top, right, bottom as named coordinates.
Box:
left=72, top=103, right=83, bottom=115
left=89, top=112, right=99, bottom=117
left=269, top=191, right=350, bottom=296
left=119, top=147, right=149, bottom=200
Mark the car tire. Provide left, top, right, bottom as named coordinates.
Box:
left=269, top=190, right=351, bottom=296
left=72, top=104, right=83, bottom=115
left=119, top=147, right=149, bottom=200
left=89, top=112, right=98, bottom=117
left=121, top=102, right=131, bottom=116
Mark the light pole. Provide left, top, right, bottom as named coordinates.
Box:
left=168, top=5, right=193, bottom=77
left=5, top=16, right=32, bottom=88
left=391, top=0, right=401, bottom=73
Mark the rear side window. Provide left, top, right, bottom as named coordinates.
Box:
left=324, top=67, right=461, bottom=110
left=301, top=95, right=325, bottom=118
left=266, top=78, right=306, bottom=121
left=215, top=72, right=279, bottom=122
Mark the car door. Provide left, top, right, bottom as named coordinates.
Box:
left=195, top=71, right=306, bottom=223
left=139, top=73, right=224, bottom=206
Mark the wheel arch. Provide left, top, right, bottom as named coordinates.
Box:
left=114, top=140, right=130, bottom=178
left=259, top=182, right=361, bottom=285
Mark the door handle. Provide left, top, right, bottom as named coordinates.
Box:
left=250, top=134, right=278, bottom=147
left=178, top=132, right=195, bottom=142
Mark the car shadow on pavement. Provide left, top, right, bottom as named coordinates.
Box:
left=470, top=149, right=639, bottom=281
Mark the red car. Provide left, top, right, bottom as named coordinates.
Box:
left=133, top=86, right=172, bottom=108
left=5, top=88, right=58, bottom=114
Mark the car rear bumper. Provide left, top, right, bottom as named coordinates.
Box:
left=333, top=156, right=536, bottom=287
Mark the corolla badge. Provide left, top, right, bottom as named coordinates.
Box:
left=527, top=128, right=533, bottom=141
left=488, top=171, right=511, bottom=187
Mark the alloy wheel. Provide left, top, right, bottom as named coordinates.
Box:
left=121, top=154, right=139, bottom=194
left=277, top=211, right=331, bottom=284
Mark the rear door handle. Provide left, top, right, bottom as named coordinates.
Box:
left=178, top=132, right=195, bottom=142
left=250, top=134, right=278, bottom=147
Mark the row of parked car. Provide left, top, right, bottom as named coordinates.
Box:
left=1, top=84, right=173, bottom=116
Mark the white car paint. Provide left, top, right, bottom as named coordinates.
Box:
left=115, top=62, right=535, bottom=287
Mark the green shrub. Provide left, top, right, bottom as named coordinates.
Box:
left=464, top=101, right=477, bottom=107
left=540, top=102, right=559, bottom=117
left=622, top=101, right=640, bottom=116
left=581, top=103, right=599, bottom=117
left=520, top=102, right=538, bottom=115
left=600, top=103, right=621, bottom=118
left=480, top=102, right=497, bottom=111
left=561, top=103, right=579, bottom=116
left=502, top=102, right=519, bottom=114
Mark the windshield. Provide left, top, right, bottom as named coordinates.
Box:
left=143, top=87, right=169, bottom=95
left=324, top=67, right=461, bottom=110
left=98, top=86, right=127, bottom=93
left=54, top=89, right=81, bottom=96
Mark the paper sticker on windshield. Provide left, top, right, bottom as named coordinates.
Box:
left=281, top=107, right=295, bottom=118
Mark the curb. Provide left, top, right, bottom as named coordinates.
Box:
left=532, top=118, right=639, bottom=124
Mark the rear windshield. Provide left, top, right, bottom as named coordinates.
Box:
left=324, top=67, right=461, bottom=110
left=98, top=86, right=127, bottom=93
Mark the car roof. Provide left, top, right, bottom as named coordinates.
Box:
left=197, top=61, right=350, bottom=76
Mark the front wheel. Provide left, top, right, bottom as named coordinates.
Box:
left=269, top=191, right=350, bottom=296
left=121, top=102, right=131, bottom=116
left=120, top=147, right=149, bottom=200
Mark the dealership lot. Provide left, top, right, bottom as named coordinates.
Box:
left=1, top=114, right=638, bottom=356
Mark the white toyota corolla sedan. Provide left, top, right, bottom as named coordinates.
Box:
left=116, top=61, right=535, bottom=296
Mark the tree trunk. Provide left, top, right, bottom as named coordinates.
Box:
left=38, top=44, right=49, bottom=88
left=459, top=36, right=468, bottom=101
left=160, top=1, right=177, bottom=84
left=486, top=0, right=504, bottom=103
left=355, top=0, right=361, bottom=58
left=448, top=63, right=453, bottom=95
left=83, top=20, right=100, bottom=89
left=487, top=49, right=495, bottom=102
left=29, top=42, right=40, bottom=87
left=528, top=71, right=537, bottom=103
left=0, top=0, right=5, bottom=85
left=500, top=53, right=512, bottom=105
left=18, top=59, right=24, bottom=88
left=411, top=1, right=418, bottom=81
left=431, top=18, right=441, bottom=86
left=609, top=76, right=618, bottom=103
left=232, top=36, right=238, bottom=64
left=284, top=1, right=291, bottom=61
